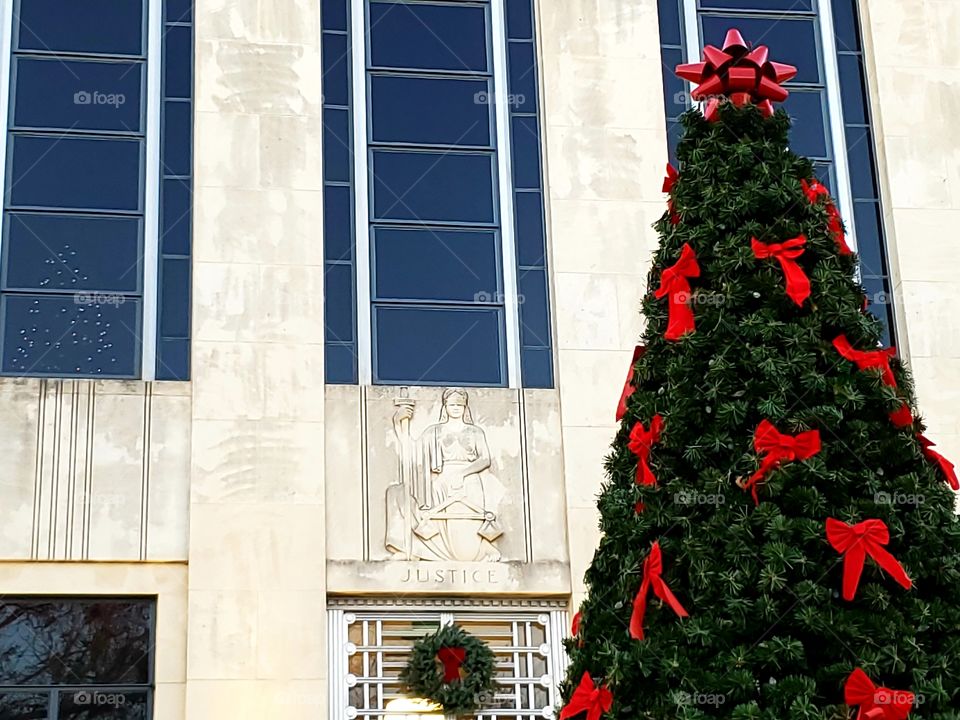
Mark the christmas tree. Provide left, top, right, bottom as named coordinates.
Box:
left=559, top=30, right=960, bottom=720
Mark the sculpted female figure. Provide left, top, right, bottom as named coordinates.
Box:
left=385, top=388, right=502, bottom=562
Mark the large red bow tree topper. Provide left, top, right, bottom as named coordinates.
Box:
left=675, top=28, right=797, bottom=121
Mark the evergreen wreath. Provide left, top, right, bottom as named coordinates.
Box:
left=400, top=623, right=496, bottom=715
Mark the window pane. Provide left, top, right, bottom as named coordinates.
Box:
left=837, top=53, right=867, bottom=125
left=374, top=306, right=504, bottom=385
left=324, top=185, right=353, bottom=262
left=160, top=258, right=190, bottom=337
left=783, top=90, right=828, bottom=159
left=1, top=294, right=140, bottom=376
left=4, top=213, right=141, bottom=292
left=163, top=24, right=192, bottom=100
left=507, top=42, right=538, bottom=113
left=853, top=201, right=886, bottom=277
left=514, top=191, right=545, bottom=267
left=369, top=1, right=488, bottom=72
left=0, top=599, right=152, bottom=684
left=699, top=0, right=813, bottom=10
left=518, top=269, right=550, bottom=348
left=322, top=33, right=351, bottom=107
left=521, top=347, right=553, bottom=388
left=325, top=263, right=355, bottom=343
left=0, top=692, right=48, bottom=719
left=511, top=116, right=541, bottom=190
left=325, top=342, right=357, bottom=383
left=370, top=75, right=491, bottom=147
left=322, top=0, right=349, bottom=32
left=13, top=58, right=143, bottom=133
left=661, top=46, right=687, bottom=118
left=371, top=150, right=496, bottom=224
left=161, top=178, right=191, bottom=255
left=506, top=0, right=533, bottom=40
left=166, top=0, right=193, bottom=23
left=700, top=15, right=821, bottom=84
left=372, top=227, right=499, bottom=302
left=163, top=100, right=192, bottom=176
left=323, top=108, right=352, bottom=183
left=831, top=0, right=860, bottom=51
left=657, top=0, right=683, bottom=46
left=9, top=134, right=142, bottom=212
left=845, top=126, right=878, bottom=199
left=59, top=690, right=149, bottom=720
left=17, top=0, right=145, bottom=56
left=157, top=337, right=189, bottom=380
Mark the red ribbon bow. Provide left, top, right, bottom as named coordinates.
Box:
left=918, top=434, right=959, bottom=491
left=833, top=335, right=898, bottom=388
left=845, top=668, right=915, bottom=720
left=616, top=345, right=646, bottom=421
left=628, top=415, right=664, bottom=486
left=801, top=179, right=853, bottom=255
left=889, top=404, right=914, bottom=428
left=560, top=672, right=613, bottom=720
left=436, top=646, right=466, bottom=683
left=751, top=235, right=810, bottom=306
left=675, top=28, right=797, bottom=121
left=826, top=518, right=912, bottom=601
left=654, top=243, right=700, bottom=340
left=663, top=164, right=680, bottom=224
left=630, top=541, right=688, bottom=640
left=742, top=420, right=820, bottom=504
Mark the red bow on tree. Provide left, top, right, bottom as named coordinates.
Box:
left=801, top=179, right=853, bottom=255
left=628, top=415, right=664, bottom=486
left=833, top=335, right=898, bottom=388
left=675, top=28, right=797, bottom=121
left=616, top=345, right=646, bottom=421
left=751, top=235, right=811, bottom=306
left=571, top=611, right=581, bottom=637
left=654, top=243, right=700, bottom=341
left=826, top=518, right=912, bottom=601
left=741, top=420, right=821, bottom=504
left=560, top=672, right=613, bottom=720
left=663, top=164, right=680, bottom=225
left=630, top=542, right=688, bottom=639
left=436, top=646, right=466, bottom=683
left=918, top=434, right=959, bottom=491
left=889, top=404, right=914, bottom=428
left=845, top=668, right=915, bottom=720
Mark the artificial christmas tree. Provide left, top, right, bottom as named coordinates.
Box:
left=560, top=30, right=960, bottom=720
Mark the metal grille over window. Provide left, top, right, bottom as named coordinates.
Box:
left=328, top=601, right=569, bottom=719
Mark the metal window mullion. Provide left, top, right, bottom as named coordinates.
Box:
left=490, top=0, right=521, bottom=388
left=816, top=0, right=857, bottom=252
left=354, top=0, right=373, bottom=385
left=140, top=0, right=162, bottom=380
left=0, top=0, right=16, bottom=268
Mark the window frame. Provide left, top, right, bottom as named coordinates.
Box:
left=0, top=0, right=168, bottom=380
left=349, top=0, right=526, bottom=388
left=0, top=595, right=157, bottom=719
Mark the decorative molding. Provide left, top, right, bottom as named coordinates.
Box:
left=327, top=596, right=569, bottom=611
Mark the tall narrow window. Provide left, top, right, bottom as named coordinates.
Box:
left=0, top=597, right=155, bottom=718
left=322, top=0, right=553, bottom=388
left=657, top=0, right=894, bottom=345
left=0, top=0, right=193, bottom=379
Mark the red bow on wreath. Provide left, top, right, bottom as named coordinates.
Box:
left=833, top=335, right=898, bottom=388
left=560, top=672, right=613, bottom=720
left=918, top=434, right=960, bottom=491
left=752, top=234, right=811, bottom=306
left=845, top=668, right=915, bottom=720
left=628, top=415, right=664, bottom=486
left=741, top=420, right=821, bottom=505
left=675, top=28, right=797, bottom=121
left=801, top=178, right=853, bottom=255
left=663, top=164, right=680, bottom=225
left=436, top=646, right=466, bottom=683
left=826, top=518, right=912, bottom=601
left=630, top=541, right=688, bottom=640
left=655, top=243, right=700, bottom=340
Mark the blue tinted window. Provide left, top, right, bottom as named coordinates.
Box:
left=507, top=42, right=538, bottom=113
left=322, top=0, right=348, bottom=32
left=511, top=116, right=541, bottom=189
left=783, top=90, right=828, bottom=159
left=163, top=24, right=192, bottom=99
left=326, top=342, right=357, bottom=383
left=699, top=15, right=821, bottom=84
left=845, top=126, right=878, bottom=198
left=518, top=269, right=550, bottom=348
left=163, top=101, right=192, bottom=175
left=159, top=258, right=190, bottom=337
left=161, top=178, right=191, bottom=255
left=374, top=306, right=504, bottom=385
left=325, top=263, right=355, bottom=342
left=658, top=0, right=683, bottom=46
left=369, top=1, right=488, bottom=72
left=4, top=213, right=141, bottom=292
left=853, top=201, right=885, bottom=277
left=514, top=191, right=545, bottom=267
left=506, top=0, right=533, bottom=40
left=370, top=75, right=492, bottom=147
left=837, top=54, right=867, bottom=125
left=324, top=185, right=353, bottom=262
left=322, top=33, right=351, bottom=107
left=167, top=0, right=192, bottom=22
left=1, top=294, right=141, bottom=376
left=371, top=150, right=496, bottom=224
left=13, top=58, right=143, bottom=133
left=661, top=46, right=686, bottom=118
left=699, top=0, right=813, bottom=9
left=373, top=227, right=500, bottom=302
left=17, top=0, right=145, bottom=56
left=9, top=135, right=142, bottom=212
left=323, top=108, right=352, bottom=182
